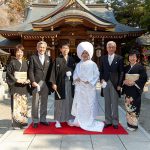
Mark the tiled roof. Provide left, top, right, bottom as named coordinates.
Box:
left=0, top=0, right=143, bottom=33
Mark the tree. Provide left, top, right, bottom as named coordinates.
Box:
left=105, top=0, right=145, bottom=28
left=0, top=6, right=9, bottom=27
left=6, top=0, right=31, bottom=24
left=140, top=0, right=150, bottom=31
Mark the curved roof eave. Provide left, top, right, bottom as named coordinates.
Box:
left=32, top=9, right=114, bottom=28
left=31, top=0, right=112, bottom=24
left=31, top=0, right=70, bottom=23
left=115, top=23, right=144, bottom=32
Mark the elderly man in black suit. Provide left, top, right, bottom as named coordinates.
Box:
left=29, top=41, right=52, bottom=128
left=100, top=41, right=124, bottom=129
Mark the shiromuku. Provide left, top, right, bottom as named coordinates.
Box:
left=70, top=41, right=104, bottom=132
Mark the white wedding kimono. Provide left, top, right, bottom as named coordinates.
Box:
left=71, top=60, right=104, bottom=132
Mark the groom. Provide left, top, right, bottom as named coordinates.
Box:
left=29, top=41, right=52, bottom=128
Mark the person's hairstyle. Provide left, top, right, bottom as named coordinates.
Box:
left=128, top=49, right=141, bottom=63
left=15, top=44, right=24, bottom=53
left=59, top=41, right=70, bottom=49
left=37, top=41, right=47, bottom=48
left=106, top=41, right=116, bottom=48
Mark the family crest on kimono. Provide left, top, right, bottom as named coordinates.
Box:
left=100, top=41, right=124, bottom=129
left=122, top=49, right=147, bottom=131
left=6, top=44, right=30, bottom=129
left=71, top=41, right=104, bottom=132
left=50, top=42, right=75, bottom=128
left=28, top=41, right=53, bottom=128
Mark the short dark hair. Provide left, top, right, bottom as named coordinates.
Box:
left=59, top=41, right=70, bottom=49
left=15, top=44, right=24, bottom=52
left=129, top=49, right=140, bottom=56
left=128, top=48, right=141, bottom=62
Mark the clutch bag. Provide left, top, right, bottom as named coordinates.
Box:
left=125, top=73, right=139, bottom=82
left=14, top=71, right=27, bottom=81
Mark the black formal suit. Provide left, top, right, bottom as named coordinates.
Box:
left=28, top=53, right=52, bottom=123
left=100, top=54, right=124, bottom=125
left=100, top=54, right=124, bottom=89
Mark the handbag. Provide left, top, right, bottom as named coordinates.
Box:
left=125, top=74, right=139, bottom=82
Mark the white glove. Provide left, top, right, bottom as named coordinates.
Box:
left=101, top=81, right=107, bottom=88
left=66, top=71, right=72, bottom=80
left=37, top=84, right=40, bottom=92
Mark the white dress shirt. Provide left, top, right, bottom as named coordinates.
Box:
left=108, top=53, right=115, bottom=65
left=38, top=53, right=45, bottom=65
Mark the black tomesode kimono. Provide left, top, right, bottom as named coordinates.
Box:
left=123, top=63, right=147, bottom=129
left=6, top=58, right=29, bottom=128
left=50, top=55, right=75, bottom=122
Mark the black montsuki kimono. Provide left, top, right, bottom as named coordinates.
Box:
left=123, top=63, right=147, bottom=129
left=50, top=55, right=75, bottom=122
left=6, top=58, right=29, bottom=128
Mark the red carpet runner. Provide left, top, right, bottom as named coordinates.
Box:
left=24, top=122, right=128, bottom=135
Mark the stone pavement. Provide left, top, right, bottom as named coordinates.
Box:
left=0, top=91, right=150, bottom=150
left=0, top=97, right=11, bottom=138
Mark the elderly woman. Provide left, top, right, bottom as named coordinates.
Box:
left=6, top=44, right=30, bottom=129
left=123, top=50, right=147, bottom=131
left=71, top=41, right=104, bottom=132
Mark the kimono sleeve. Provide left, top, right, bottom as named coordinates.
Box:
left=89, top=62, right=100, bottom=86
left=73, top=63, right=79, bottom=81
left=118, top=56, right=124, bottom=87
left=50, top=60, right=57, bottom=84
left=135, top=65, right=147, bottom=90
left=6, top=60, right=17, bottom=86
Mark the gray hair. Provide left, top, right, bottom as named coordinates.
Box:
left=37, top=41, right=47, bottom=48
left=106, top=41, right=116, bottom=47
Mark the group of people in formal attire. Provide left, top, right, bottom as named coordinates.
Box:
left=6, top=40, right=147, bottom=132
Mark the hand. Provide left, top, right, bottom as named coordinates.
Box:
left=32, top=82, right=38, bottom=87
left=123, top=80, right=130, bottom=86
left=128, top=81, right=135, bottom=86
left=17, top=79, right=22, bottom=83
left=123, top=80, right=135, bottom=86
left=17, top=79, right=24, bottom=84
left=101, top=79, right=105, bottom=84
left=24, top=79, right=30, bottom=84
left=117, top=86, right=121, bottom=91
left=52, top=84, right=57, bottom=91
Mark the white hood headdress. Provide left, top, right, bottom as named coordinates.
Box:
left=77, top=41, right=94, bottom=60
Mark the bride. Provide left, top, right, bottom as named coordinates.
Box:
left=70, top=41, right=104, bottom=132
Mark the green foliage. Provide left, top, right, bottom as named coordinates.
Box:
left=140, top=0, right=150, bottom=31
left=106, top=0, right=150, bottom=31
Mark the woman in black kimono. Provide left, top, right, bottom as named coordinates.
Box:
left=6, top=44, right=30, bottom=129
left=123, top=50, right=147, bottom=131
left=50, top=42, right=75, bottom=128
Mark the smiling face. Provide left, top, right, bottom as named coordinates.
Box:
left=37, top=43, right=47, bottom=55
left=16, top=49, right=24, bottom=60
left=81, top=50, right=89, bottom=61
left=129, top=54, right=138, bottom=65
left=60, top=45, right=70, bottom=56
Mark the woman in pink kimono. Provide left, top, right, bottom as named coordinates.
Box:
left=71, top=41, right=104, bottom=132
